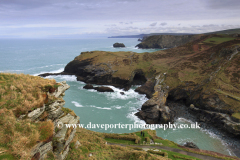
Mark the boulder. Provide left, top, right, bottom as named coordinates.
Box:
left=113, top=43, right=125, bottom=48
left=120, top=92, right=125, bottom=95
left=83, top=84, right=94, bottom=89
left=94, top=86, right=114, bottom=92
left=184, top=142, right=199, bottom=149
left=135, top=80, right=155, bottom=99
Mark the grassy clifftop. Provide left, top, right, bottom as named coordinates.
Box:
left=73, top=34, right=240, bottom=116
left=0, top=73, right=238, bottom=160
left=0, top=73, right=58, bottom=159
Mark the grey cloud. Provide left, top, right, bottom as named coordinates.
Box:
left=150, top=22, right=157, bottom=26
left=160, top=22, right=167, bottom=26
left=0, top=0, right=239, bottom=38
left=205, top=0, right=240, bottom=10
left=106, top=24, right=240, bottom=36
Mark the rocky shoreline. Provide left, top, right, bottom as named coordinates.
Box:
left=39, top=35, right=240, bottom=141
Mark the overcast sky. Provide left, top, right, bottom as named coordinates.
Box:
left=0, top=0, right=240, bottom=38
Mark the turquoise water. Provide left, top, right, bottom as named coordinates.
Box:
left=0, top=38, right=236, bottom=156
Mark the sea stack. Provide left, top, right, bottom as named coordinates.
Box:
left=113, top=42, right=125, bottom=48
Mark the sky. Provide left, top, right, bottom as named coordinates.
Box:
left=0, top=0, right=240, bottom=38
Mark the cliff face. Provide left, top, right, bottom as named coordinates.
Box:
left=136, top=35, right=199, bottom=49
left=38, top=34, right=240, bottom=136
left=29, top=81, right=80, bottom=160
left=0, top=73, right=79, bottom=160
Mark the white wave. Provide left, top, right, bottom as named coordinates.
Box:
left=72, top=101, right=112, bottom=110
left=33, top=67, right=64, bottom=76
left=199, top=127, right=236, bottom=156
left=72, top=101, right=84, bottom=107
left=112, top=105, right=122, bottom=109
left=102, top=85, right=146, bottom=100
left=94, top=106, right=112, bottom=110
left=176, top=117, right=195, bottom=124
left=45, top=75, right=77, bottom=82
left=85, top=89, right=97, bottom=92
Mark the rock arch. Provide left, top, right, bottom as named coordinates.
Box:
left=131, top=69, right=147, bottom=85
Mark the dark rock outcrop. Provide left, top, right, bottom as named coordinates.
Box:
left=136, top=35, right=198, bottom=49
left=94, top=86, right=114, bottom=92
left=83, top=84, right=94, bottom=89
left=189, top=104, right=240, bottom=136
left=184, top=142, right=199, bottom=149
left=135, top=80, right=155, bottom=99
left=136, top=74, right=174, bottom=124
left=113, top=43, right=125, bottom=48
left=83, top=84, right=114, bottom=92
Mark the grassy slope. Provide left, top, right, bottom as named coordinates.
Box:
left=0, top=73, right=74, bottom=159
left=67, top=128, right=237, bottom=160
left=75, top=34, right=240, bottom=116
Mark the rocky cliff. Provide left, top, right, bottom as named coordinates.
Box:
left=136, top=35, right=199, bottom=49
left=30, top=81, right=80, bottom=160
left=39, top=34, right=240, bottom=137
left=0, top=73, right=79, bottom=160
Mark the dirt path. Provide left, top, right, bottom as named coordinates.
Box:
left=107, top=143, right=223, bottom=160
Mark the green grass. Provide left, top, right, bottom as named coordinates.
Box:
left=203, top=36, right=236, bottom=44
left=154, top=139, right=182, bottom=149
left=135, top=131, right=152, bottom=143
left=160, top=149, right=202, bottom=160
left=105, top=138, right=135, bottom=145
left=0, top=154, right=16, bottom=160
left=232, top=113, right=240, bottom=120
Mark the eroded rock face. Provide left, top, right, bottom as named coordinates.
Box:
left=135, top=74, right=174, bottom=124
left=83, top=84, right=94, bottom=89
left=29, top=81, right=80, bottom=160
left=113, top=43, right=125, bottom=48
left=135, top=80, right=155, bottom=99
left=83, top=84, right=114, bottom=92
left=64, top=60, right=131, bottom=90
left=189, top=104, right=240, bottom=136
left=136, top=35, right=198, bottom=49
left=94, top=86, right=114, bottom=92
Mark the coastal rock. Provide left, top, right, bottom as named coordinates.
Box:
left=188, top=104, right=240, bottom=136
left=83, top=84, right=114, bottom=92
left=113, top=43, right=125, bottom=48
left=50, top=81, right=70, bottom=98
left=136, top=35, right=198, bottom=49
left=135, top=80, right=155, bottom=99
left=47, top=100, right=65, bottom=120
left=63, top=57, right=131, bottom=90
left=83, top=84, right=94, bottom=89
left=31, top=142, right=53, bottom=160
left=184, top=142, right=199, bottom=149
left=136, top=105, right=174, bottom=124
left=141, top=98, right=158, bottom=110
left=136, top=76, right=174, bottom=124
left=27, top=105, right=45, bottom=121
left=135, top=106, right=161, bottom=124
left=94, top=86, right=114, bottom=92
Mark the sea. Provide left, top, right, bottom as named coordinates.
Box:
left=0, top=38, right=238, bottom=156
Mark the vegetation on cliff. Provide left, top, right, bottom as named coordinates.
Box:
left=60, top=33, right=240, bottom=136
left=0, top=73, right=57, bottom=159
left=1, top=73, right=239, bottom=159
left=68, top=34, right=240, bottom=115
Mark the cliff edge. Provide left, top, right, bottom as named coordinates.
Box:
left=136, top=34, right=199, bottom=49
